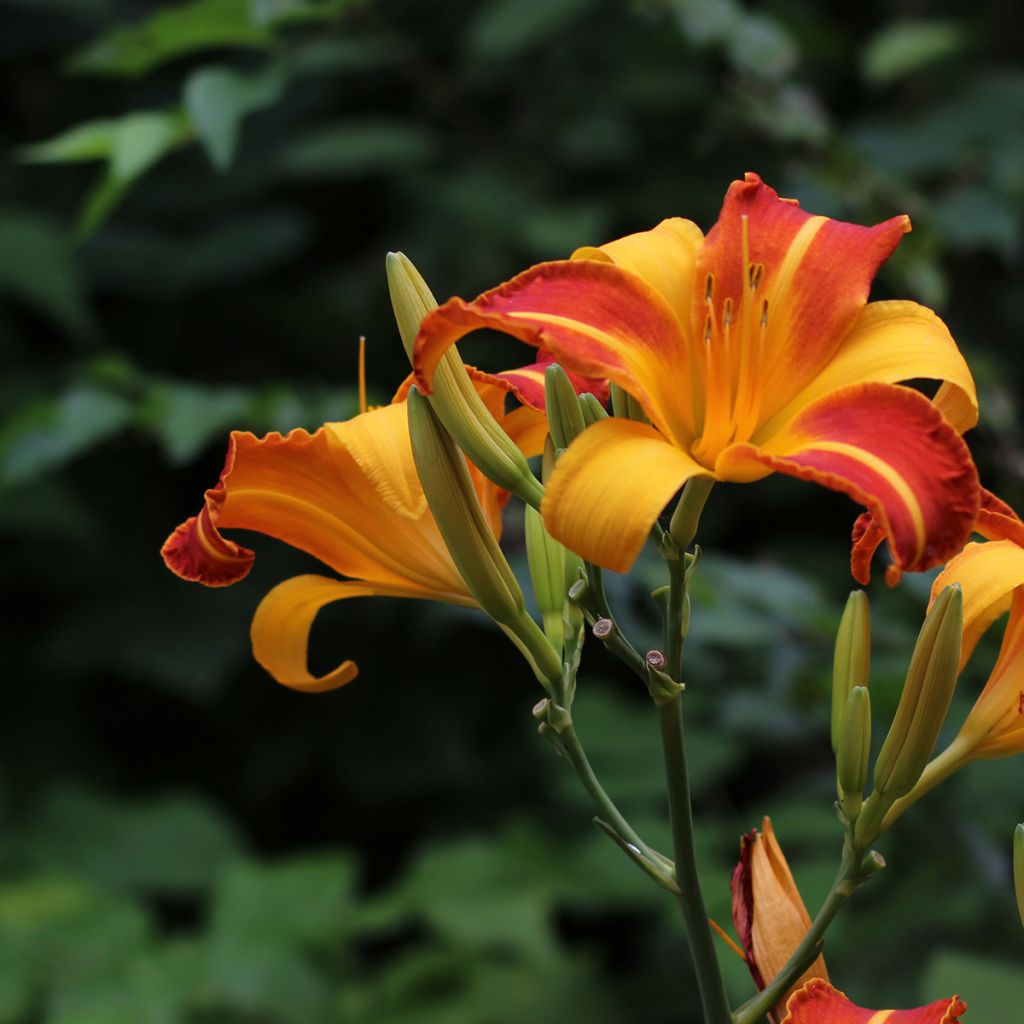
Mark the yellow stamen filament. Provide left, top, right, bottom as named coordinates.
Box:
left=358, top=335, right=368, bottom=415
left=865, top=1012, right=895, bottom=1024
left=708, top=917, right=747, bottom=962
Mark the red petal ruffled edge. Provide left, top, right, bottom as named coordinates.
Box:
left=161, top=435, right=255, bottom=587
left=852, top=488, right=1023, bottom=586
left=781, top=979, right=966, bottom=1023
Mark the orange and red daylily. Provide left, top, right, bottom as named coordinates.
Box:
left=413, top=173, right=980, bottom=574
left=161, top=366, right=553, bottom=692
left=781, top=980, right=966, bottom=1023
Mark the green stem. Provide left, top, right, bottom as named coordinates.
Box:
left=558, top=720, right=650, bottom=854
left=659, top=553, right=732, bottom=1024
left=583, top=562, right=650, bottom=680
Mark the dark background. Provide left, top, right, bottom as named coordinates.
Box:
left=2, top=0, right=1023, bottom=1020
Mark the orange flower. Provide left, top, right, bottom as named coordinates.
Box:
left=414, top=173, right=979, bottom=574
left=162, top=368, right=546, bottom=692
left=782, top=979, right=966, bottom=1023
left=731, top=818, right=829, bottom=1021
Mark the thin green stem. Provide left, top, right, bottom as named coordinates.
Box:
left=558, top=720, right=650, bottom=854
left=582, top=562, right=650, bottom=681
left=659, top=553, right=732, bottom=1024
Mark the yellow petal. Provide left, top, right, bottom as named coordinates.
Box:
left=328, top=402, right=426, bottom=520
left=756, top=301, right=977, bottom=441
left=573, top=216, right=704, bottom=332
left=541, top=418, right=711, bottom=572
left=932, top=539, right=1024, bottom=668
left=251, top=574, right=467, bottom=693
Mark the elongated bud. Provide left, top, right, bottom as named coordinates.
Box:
left=610, top=381, right=649, bottom=424
left=407, top=387, right=525, bottom=625
left=387, top=252, right=543, bottom=507
left=579, top=391, right=608, bottom=427
left=545, top=363, right=587, bottom=450
left=525, top=503, right=582, bottom=649
left=873, top=584, right=963, bottom=801
left=1015, top=824, right=1024, bottom=928
left=837, top=686, right=871, bottom=820
left=668, top=477, right=714, bottom=550
left=831, top=591, right=871, bottom=754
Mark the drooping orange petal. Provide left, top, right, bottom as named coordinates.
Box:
left=414, top=259, right=695, bottom=446
left=251, top=574, right=457, bottom=693
left=759, top=300, right=977, bottom=439
left=572, top=216, right=704, bottom=331
left=718, top=383, right=979, bottom=579
left=699, top=173, right=910, bottom=422
left=781, top=979, right=966, bottom=1023
left=162, top=408, right=469, bottom=597
left=541, top=418, right=711, bottom=572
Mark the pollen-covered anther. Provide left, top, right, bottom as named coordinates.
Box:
left=592, top=616, right=613, bottom=638
left=645, top=649, right=667, bottom=671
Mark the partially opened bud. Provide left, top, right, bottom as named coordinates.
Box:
left=1015, top=823, right=1024, bottom=929
left=731, top=818, right=829, bottom=1021
left=387, top=252, right=543, bottom=507
left=407, top=387, right=525, bottom=626
left=873, top=585, right=963, bottom=802
left=836, top=686, right=871, bottom=820
left=782, top=979, right=966, bottom=1023
left=831, top=591, right=871, bottom=754
left=545, top=363, right=587, bottom=450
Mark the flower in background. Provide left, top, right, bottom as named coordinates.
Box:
left=162, top=366, right=552, bottom=692
left=414, top=173, right=979, bottom=575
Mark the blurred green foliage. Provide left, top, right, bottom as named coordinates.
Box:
left=2, top=0, right=1023, bottom=1020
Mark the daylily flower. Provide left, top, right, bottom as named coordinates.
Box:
left=413, top=173, right=980, bottom=574
left=781, top=979, right=966, bottom=1023
left=731, top=818, right=829, bottom=1021
left=882, top=510, right=1024, bottom=814
left=162, top=366, right=550, bottom=692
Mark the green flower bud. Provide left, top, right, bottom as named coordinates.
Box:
left=668, top=477, right=714, bottom=550
left=545, top=363, right=587, bottom=450
left=1015, top=824, right=1024, bottom=928
left=579, top=391, right=608, bottom=427
left=387, top=252, right=543, bottom=508
left=837, top=685, right=872, bottom=820
left=831, top=591, right=871, bottom=754
left=610, top=381, right=650, bottom=424
left=873, top=584, right=963, bottom=801
left=407, top=388, right=524, bottom=625
left=525, top=502, right=583, bottom=649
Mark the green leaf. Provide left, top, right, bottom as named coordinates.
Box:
left=140, top=381, right=252, bottom=463
left=726, top=12, right=798, bottom=81
left=109, top=111, right=191, bottom=182
left=69, top=0, right=271, bottom=78
left=279, top=121, right=436, bottom=177
left=921, top=950, right=1024, bottom=1017
left=184, top=63, right=286, bottom=171
left=0, top=209, right=91, bottom=335
left=251, top=0, right=362, bottom=27
left=863, top=20, right=964, bottom=85
left=24, top=789, right=245, bottom=895
left=0, top=385, right=134, bottom=487
left=19, top=119, right=119, bottom=164
left=464, top=0, right=595, bottom=62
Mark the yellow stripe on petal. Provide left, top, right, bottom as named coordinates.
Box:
left=758, top=301, right=977, bottom=440
left=932, top=539, right=1024, bottom=668
left=251, top=574, right=471, bottom=693
left=573, top=216, right=704, bottom=332
left=541, top=418, right=711, bottom=572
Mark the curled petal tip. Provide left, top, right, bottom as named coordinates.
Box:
left=161, top=509, right=255, bottom=587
